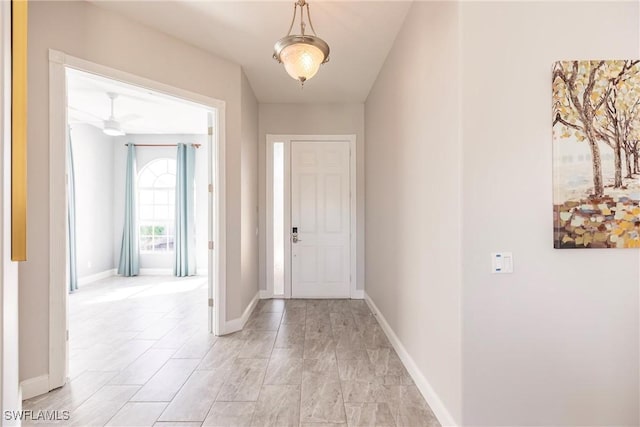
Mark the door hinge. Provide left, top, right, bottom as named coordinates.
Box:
left=208, top=126, right=214, bottom=136
left=66, top=330, right=69, bottom=341
left=208, top=298, right=214, bottom=307
left=208, top=183, right=213, bottom=193
left=209, top=241, right=214, bottom=250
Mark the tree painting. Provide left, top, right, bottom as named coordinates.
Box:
left=553, top=60, right=640, bottom=248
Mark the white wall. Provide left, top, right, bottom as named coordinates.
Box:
left=21, top=0, right=254, bottom=382
left=366, top=1, right=639, bottom=426
left=239, top=72, right=260, bottom=311
left=0, top=0, right=21, bottom=422
left=258, top=103, right=365, bottom=294
left=364, top=1, right=462, bottom=423
left=460, top=2, right=639, bottom=425
left=70, top=124, right=115, bottom=278
left=112, top=134, right=209, bottom=273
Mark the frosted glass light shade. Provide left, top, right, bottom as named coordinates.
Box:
left=281, top=43, right=324, bottom=82
left=273, top=34, right=330, bottom=85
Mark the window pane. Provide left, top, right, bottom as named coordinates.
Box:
left=140, top=236, right=154, bottom=251
left=154, top=236, right=171, bottom=251
left=154, top=190, right=168, bottom=204
left=154, top=225, right=166, bottom=236
left=139, top=190, right=153, bottom=205
left=273, top=142, right=285, bottom=296
left=140, top=225, right=153, bottom=235
left=155, top=173, right=174, bottom=188
left=140, top=206, right=153, bottom=221
left=168, top=160, right=176, bottom=174
left=138, top=170, right=155, bottom=187
left=154, top=205, right=168, bottom=220
left=149, top=159, right=166, bottom=176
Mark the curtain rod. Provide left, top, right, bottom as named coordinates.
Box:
left=124, top=143, right=201, bottom=148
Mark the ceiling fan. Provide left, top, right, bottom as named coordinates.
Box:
left=67, top=92, right=141, bottom=136
left=103, top=92, right=125, bottom=136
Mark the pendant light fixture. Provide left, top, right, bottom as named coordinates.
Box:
left=273, top=0, right=330, bottom=86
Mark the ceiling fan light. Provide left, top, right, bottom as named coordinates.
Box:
left=103, top=119, right=125, bottom=136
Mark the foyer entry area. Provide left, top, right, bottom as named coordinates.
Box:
left=23, top=285, right=438, bottom=426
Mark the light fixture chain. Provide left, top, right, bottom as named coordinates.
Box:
left=305, top=3, right=318, bottom=37
left=285, top=3, right=297, bottom=36
left=299, top=3, right=305, bottom=36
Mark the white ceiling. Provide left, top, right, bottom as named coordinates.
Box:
left=67, top=68, right=210, bottom=134
left=90, top=0, right=412, bottom=103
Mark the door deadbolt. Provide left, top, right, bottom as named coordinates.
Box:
left=292, top=227, right=301, bottom=243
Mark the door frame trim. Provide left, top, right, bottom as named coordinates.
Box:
left=265, top=134, right=358, bottom=299
left=48, top=49, right=227, bottom=392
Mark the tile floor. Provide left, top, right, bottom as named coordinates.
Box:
left=24, top=276, right=440, bottom=427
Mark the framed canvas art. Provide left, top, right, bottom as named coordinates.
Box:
left=553, top=60, right=640, bottom=248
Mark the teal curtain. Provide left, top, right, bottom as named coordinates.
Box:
left=67, top=131, right=78, bottom=292
left=118, top=144, right=140, bottom=276
left=174, top=143, right=196, bottom=277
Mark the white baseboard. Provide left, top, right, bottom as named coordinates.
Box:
left=20, top=374, right=50, bottom=400
left=351, top=289, right=364, bottom=299
left=78, top=268, right=116, bottom=287
left=259, top=290, right=272, bottom=299
left=223, top=291, right=259, bottom=334
left=139, top=268, right=172, bottom=276
left=364, top=293, right=458, bottom=427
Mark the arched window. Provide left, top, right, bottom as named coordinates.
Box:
left=138, top=158, right=176, bottom=252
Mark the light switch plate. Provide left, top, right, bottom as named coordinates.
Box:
left=491, top=252, right=513, bottom=274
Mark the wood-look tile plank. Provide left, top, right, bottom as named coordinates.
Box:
left=250, top=385, right=300, bottom=427
left=303, top=338, right=336, bottom=360
left=196, top=338, right=244, bottom=371
left=202, top=402, right=255, bottom=427
left=257, top=299, right=286, bottom=313
left=281, top=307, right=306, bottom=325
left=110, top=349, right=176, bottom=385
left=158, top=370, right=227, bottom=422
left=274, top=324, right=305, bottom=348
left=172, top=332, right=218, bottom=359
left=131, top=359, right=200, bottom=402
left=216, top=359, right=268, bottom=402
left=344, top=402, right=395, bottom=427
left=106, top=402, right=167, bottom=426
left=302, top=357, right=340, bottom=383
left=237, top=331, right=276, bottom=359
left=300, top=380, right=346, bottom=424
left=69, top=385, right=140, bottom=426
left=244, top=312, right=283, bottom=331
left=264, top=356, right=303, bottom=385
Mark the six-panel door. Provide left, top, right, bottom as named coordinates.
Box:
left=291, top=141, right=351, bottom=298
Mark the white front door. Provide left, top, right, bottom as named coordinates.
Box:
left=291, top=141, right=351, bottom=298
